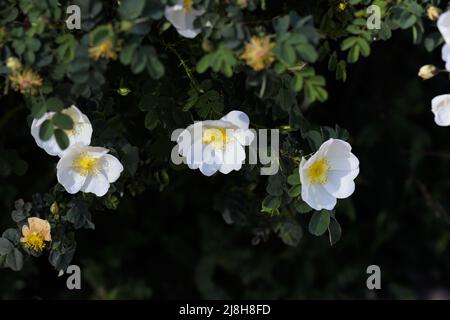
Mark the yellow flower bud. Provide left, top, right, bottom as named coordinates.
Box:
left=427, top=6, right=441, bottom=21
left=418, top=65, right=438, bottom=80
left=6, top=57, right=22, bottom=72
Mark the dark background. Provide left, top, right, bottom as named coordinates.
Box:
left=1, top=29, right=450, bottom=299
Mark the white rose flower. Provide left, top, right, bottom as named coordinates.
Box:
left=31, top=105, right=93, bottom=157
left=431, top=94, right=450, bottom=126
left=164, top=0, right=205, bottom=39
left=57, top=143, right=124, bottom=197
left=177, top=110, right=255, bottom=176
left=438, top=11, right=450, bottom=44
left=299, top=139, right=359, bottom=211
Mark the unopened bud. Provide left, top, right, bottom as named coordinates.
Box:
left=6, top=57, right=22, bottom=72
left=418, top=65, right=438, bottom=80
left=50, top=201, right=60, bottom=220
left=427, top=6, right=442, bottom=21
left=236, top=0, right=248, bottom=9
left=117, top=87, right=131, bottom=96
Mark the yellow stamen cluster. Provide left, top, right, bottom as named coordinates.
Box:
left=307, top=158, right=330, bottom=184
left=9, top=69, right=43, bottom=95
left=89, top=39, right=121, bottom=61
left=240, top=36, right=275, bottom=71
left=183, top=0, right=193, bottom=12
left=22, top=232, right=46, bottom=251
left=73, top=153, right=99, bottom=176
left=202, top=127, right=229, bottom=149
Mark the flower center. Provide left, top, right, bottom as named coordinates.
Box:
left=73, top=153, right=99, bottom=176
left=22, top=79, right=30, bottom=88
left=183, top=0, right=193, bottom=12
left=307, top=158, right=330, bottom=184
left=202, top=127, right=229, bottom=149
left=23, top=232, right=45, bottom=252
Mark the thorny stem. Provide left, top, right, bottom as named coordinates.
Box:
left=163, top=41, right=204, bottom=94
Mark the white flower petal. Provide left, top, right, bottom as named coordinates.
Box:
left=101, top=154, right=124, bottom=183
left=329, top=153, right=359, bottom=171
left=219, top=143, right=245, bottom=174
left=442, top=43, right=450, bottom=62
left=323, top=170, right=356, bottom=199
left=438, top=11, right=450, bottom=44
left=301, top=183, right=337, bottom=211
left=233, top=129, right=255, bottom=146
left=57, top=167, right=86, bottom=194
left=86, top=146, right=110, bottom=158
left=199, top=161, right=221, bottom=176
left=220, top=110, right=250, bottom=129
left=81, top=173, right=110, bottom=197
left=432, top=94, right=450, bottom=126
left=164, top=3, right=203, bottom=39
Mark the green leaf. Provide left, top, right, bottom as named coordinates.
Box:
left=287, top=172, right=300, bottom=185
left=295, top=43, right=318, bottom=63
left=131, top=50, right=147, bottom=74
left=291, top=72, right=304, bottom=92
left=295, top=202, right=312, bottom=214
left=274, top=219, right=302, bottom=246
left=46, top=97, right=64, bottom=112
left=328, top=217, right=342, bottom=246
left=347, top=45, right=360, bottom=63
left=90, top=25, right=112, bottom=47
left=266, top=173, right=284, bottom=196
left=340, top=37, right=358, bottom=51
left=196, top=45, right=237, bottom=77
left=2, top=229, right=20, bottom=246
left=54, top=129, right=70, bottom=150
left=336, top=60, right=347, bottom=82
left=424, top=32, right=444, bottom=52
left=328, top=52, right=338, bottom=71
left=120, top=43, right=137, bottom=65
left=147, top=55, right=165, bottom=79
left=196, top=55, right=211, bottom=73
left=308, top=211, right=331, bottom=236
left=31, top=102, right=47, bottom=119
left=145, top=109, right=160, bottom=130
left=274, top=15, right=290, bottom=35
left=39, top=120, right=54, bottom=141
left=64, top=201, right=95, bottom=230
left=304, top=130, right=323, bottom=150
left=0, top=238, right=14, bottom=255
left=357, top=38, right=370, bottom=57
left=119, top=0, right=146, bottom=20
left=53, top=113, right=74, bottom=130
left=6, top=248, right=23, bottom=271
left=288, top=184, right=301, bottom=197
left=262, top=195, right=281, bottom=209
left=122, top=144, right=139, bottom=176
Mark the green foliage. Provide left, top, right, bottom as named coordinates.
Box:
left=0, top=0, right=448, bottom=300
